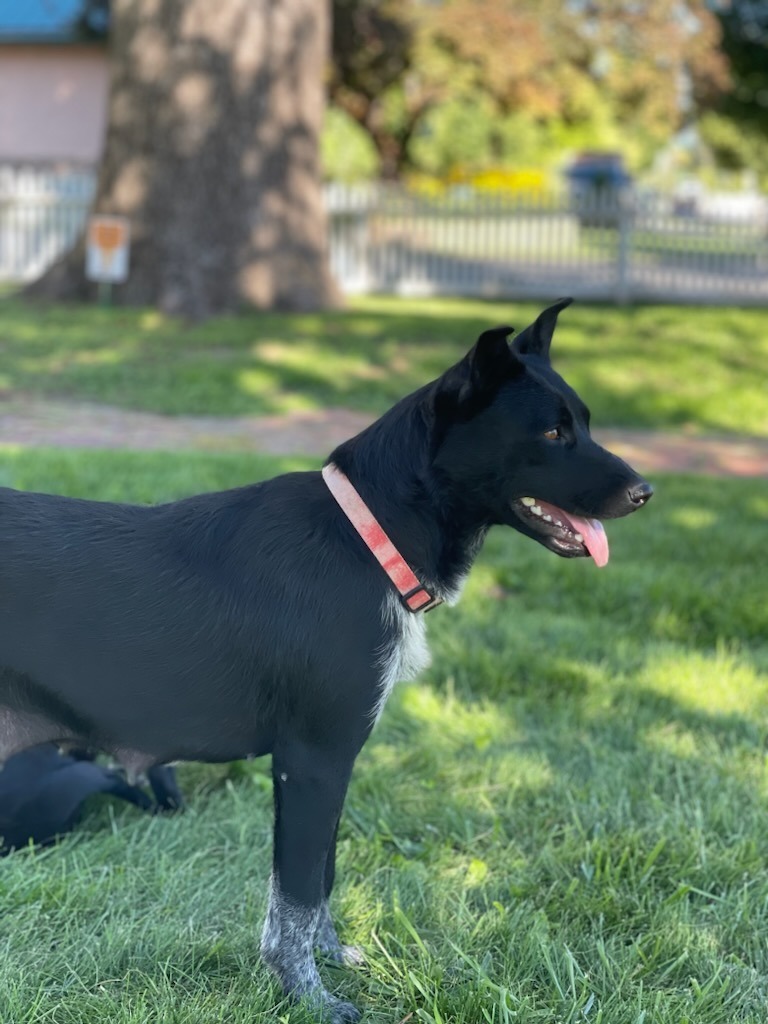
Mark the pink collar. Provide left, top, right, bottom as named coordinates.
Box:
left=322, top=463, right=442, bottom=613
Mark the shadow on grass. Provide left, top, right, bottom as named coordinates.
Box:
left=1, top=297, right=767, bottom=435
left=0, top=297, right=487, bottom=417
left=336, top=649, right=768, bottom=1018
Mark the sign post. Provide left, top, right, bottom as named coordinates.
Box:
left=85, top=216, right=130, bottom=304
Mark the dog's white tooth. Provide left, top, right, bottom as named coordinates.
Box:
left=575, top=532, right=584, bottom=543
left=543, top=514, right=552, bottom=522
left=532, top=505, right=542, bottom=516
left=521, top=497, right=536, bottom=507
left=555, top=520, right=563, bottom=527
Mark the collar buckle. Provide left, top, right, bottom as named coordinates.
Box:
left=402, top=585, right=442, bottom=613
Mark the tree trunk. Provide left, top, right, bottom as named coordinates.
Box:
left=27, top=0, right=339, bottom=319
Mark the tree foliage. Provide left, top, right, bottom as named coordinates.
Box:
left=700, top=0, right=768, bottom=184
left=717, top=0, right=768, bottom=128
left=330, top=0, right=731, bottom=178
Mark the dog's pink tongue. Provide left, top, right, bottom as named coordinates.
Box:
left=536, top=501, right=609, bottom=567
left=566, top=512, right=609, bottom=567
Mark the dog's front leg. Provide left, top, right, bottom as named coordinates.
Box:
left=316, top=816, right=343, bottom=958
left=261, top=741, right=360, bottom=1023
left=315, top=816, right=365, bottom=968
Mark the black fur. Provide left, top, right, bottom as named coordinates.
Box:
left=0, top=301, right=651, bottom=1022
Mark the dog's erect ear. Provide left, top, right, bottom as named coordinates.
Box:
left=431, top=324, right=518, bottom=420
left=466, top=324, right=516, bottom=391
left=513, top=298, right=573, bottom=360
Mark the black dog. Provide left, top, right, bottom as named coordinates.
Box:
left=0, top=299, right=651, bottom=1022
left=0, top=744, right=182, bottom=854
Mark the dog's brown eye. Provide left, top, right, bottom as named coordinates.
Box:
left=543, top=427, right=561, bottom=440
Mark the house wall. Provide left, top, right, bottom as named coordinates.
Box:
left=0, top=45, right=108, bottom=164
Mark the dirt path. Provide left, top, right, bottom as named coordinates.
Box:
left=1, top=397, right=766, bottom=478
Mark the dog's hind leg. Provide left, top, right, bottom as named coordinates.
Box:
left=261, top=740, right=360, bottom=1023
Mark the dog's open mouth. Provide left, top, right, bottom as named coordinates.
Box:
left=511, top=497, right=609, bottom=566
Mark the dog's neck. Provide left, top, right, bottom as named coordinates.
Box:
left=328, top=390, right=488, bottom=605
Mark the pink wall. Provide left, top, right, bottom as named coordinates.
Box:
left=0, top=46, right=108, bottom=163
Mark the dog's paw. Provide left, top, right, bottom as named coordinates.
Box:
left=326, top=995, right=361, bottom=1023
left=306, top=990, right=361, bottom=1023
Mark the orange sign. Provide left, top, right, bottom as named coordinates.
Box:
left=86, top=216, right=130, bottom=283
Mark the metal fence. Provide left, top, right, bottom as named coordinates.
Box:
left=2, top=166, right=768, bottom=304
left=327, top=183, right=768, bottom=305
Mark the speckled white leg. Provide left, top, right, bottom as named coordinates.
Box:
left=261, top=879, right=361, bottom=1022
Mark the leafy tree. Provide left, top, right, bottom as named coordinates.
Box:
left=701, top=0, right=768, bottom=184
left=576, top=1, right=729, bottom=149
left=330, top=0, right=730, bottom=179
left=330, top=0, right=570, bottom=178
left=330, top=0, right=422, bottom=179
left=30, top=0, right=337, bottom=319
left=716, top=0, right=768, bottom=128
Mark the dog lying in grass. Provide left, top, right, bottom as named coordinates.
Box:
left=0, top=299, right=651, bottom=1022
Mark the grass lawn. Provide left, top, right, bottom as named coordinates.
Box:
left=0, top=296, right=767, bottom=437
left=0, top=450, right=766, bottom=1023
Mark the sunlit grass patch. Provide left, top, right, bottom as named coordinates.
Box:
left=640, top=648, right=765, bottom=716
left=1, top=296, right=767, bottom=435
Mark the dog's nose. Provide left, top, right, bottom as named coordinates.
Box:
left=628, top=480, right=653, bottom=507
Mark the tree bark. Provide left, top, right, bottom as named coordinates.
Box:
left=27, top=0, right=339, bottom=319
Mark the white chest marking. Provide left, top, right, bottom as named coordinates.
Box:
left=373, top=591, right=432, bottom=724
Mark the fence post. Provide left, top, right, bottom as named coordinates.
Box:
left=616, top=189, right=632, bottom=304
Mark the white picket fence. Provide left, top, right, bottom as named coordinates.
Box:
left=2, top=166, right=768, bottom=304
left=0, top=166, right=95, bottom=281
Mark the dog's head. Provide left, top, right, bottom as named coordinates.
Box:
left=428, top=298, right=652, bottom=565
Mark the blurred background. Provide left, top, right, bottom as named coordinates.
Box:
left=1, top=0, right=768, bottom=307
